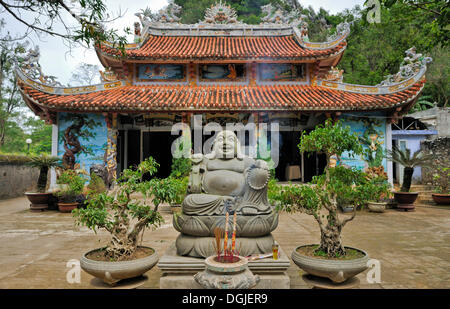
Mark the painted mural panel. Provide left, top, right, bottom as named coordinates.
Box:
left=338, top=115, right=387, bottom=175
left=199, top=64, right=246, bottom=81
left=259, top=63, right=306, bottom=81
left=137, top=64, right=186, bottom=81
left=58, top=113, right=108, bottom=176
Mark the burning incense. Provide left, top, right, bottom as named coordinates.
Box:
left=223, top=212, right=229, bottom=255
left=231, top=212, right=237, bottom=253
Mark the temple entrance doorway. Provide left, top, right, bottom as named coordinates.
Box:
left=142, top=131, right=178, bottom=179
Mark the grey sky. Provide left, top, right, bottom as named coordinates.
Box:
left=1, top=0, right=364, bottom=85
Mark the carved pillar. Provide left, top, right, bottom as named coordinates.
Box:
left=105, top=113, right=118, bottom=187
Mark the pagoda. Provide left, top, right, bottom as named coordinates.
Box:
left=15, top=1, right=431, bottom=185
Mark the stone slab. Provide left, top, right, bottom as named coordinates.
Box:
left=160, top=273, right=290, bottom=289
left=158, top=243, right=290, bottom=274
left=158, top=242, right=291, bottom=289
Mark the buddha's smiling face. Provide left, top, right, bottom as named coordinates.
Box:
left=214, top=131, right=237, bottom=159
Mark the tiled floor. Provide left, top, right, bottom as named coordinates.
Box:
left=0, top=197, right=449, bottom=289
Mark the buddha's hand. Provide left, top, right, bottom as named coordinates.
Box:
left=247, top=163, right=270, bottom=191
left=255, top=159, right=269, bottom=170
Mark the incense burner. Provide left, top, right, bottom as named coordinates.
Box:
left=194, top=255, right=259, bottom=289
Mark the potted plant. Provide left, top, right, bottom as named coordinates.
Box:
left=25, top=154, right=61, bottom=211
left=169, top=144, right=192, bottom=212
left=386, top=146, right=433, bottom=211
left=365, top=176, right=392, bottom=213
left=55, top=169, right=85, bottom=213
left=274, top=119, right=370, bottom=284
left=431, top=167, right=450, bottom=205
left=73, top=157, right=180, bottom=286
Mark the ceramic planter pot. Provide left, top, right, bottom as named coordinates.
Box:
left=25, top=192, right=52, bottom=211
left=340, top=205, right=354, bottom=213
left=291, top=245, right=369, bottom=283
left=368, top=201, right=387, bottom=213
left=194, top=255, right=259, bottom=289
left=394, top=192, right=418, bottom=211
left=57, top=202, right=78, bottom=213
left=432, top=193, right=450, bottom=205
left=80, top=246, right=158, bottom=286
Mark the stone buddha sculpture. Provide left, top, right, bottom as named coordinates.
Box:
left=174, top=130, right=279, bottom=258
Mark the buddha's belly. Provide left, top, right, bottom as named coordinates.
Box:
left=203, top=170, right=245, bottom=196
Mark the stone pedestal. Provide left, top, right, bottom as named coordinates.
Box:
left=158, top=243, right=290, bottom=289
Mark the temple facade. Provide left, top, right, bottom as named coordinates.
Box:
left=15, top=2, right=431, bottom=186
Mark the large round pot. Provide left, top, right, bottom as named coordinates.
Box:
left=58, top=202, right=78, bottom=213
left=368, top=201, right=387, bottom=213
left=291, top=245, right=369, bottom=283
left=80, top=246, right=158, bottom=286
left=25, top=192, right=52, bottom=211
left=394, top=192, right=418, bottom=211
left=432, top=193, right=450, bottom=205
left=194, top=255, right=259, bottom=289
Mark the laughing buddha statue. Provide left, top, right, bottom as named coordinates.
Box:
left=174, top=130, right=279, bottom=258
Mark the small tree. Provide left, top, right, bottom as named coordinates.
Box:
left=274, top=119, right=365, bottom=258
left=28, top=154, right=61, bottom=192
left=386, top=146, right=433, bottom=192
left=73, top=157, right=181, bottom=260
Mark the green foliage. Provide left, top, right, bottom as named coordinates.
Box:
left=56, top=170, right=86, bottom=203
left=73, top=157, right=181, bottom=258
left=86, top=172, right=107, bottom=196
left=170, top=157, right=192, bottom=178
left=298, top=119, right=363, bottom=159
left=28, top=154, right=61, bottom=192
left=410, top=95, right=436, bottom=113
left=433, top=166, right=450, bottom=194
left=0, top=153, right=31, bottom=165
left=273, top=120, right=372, bottom=257
left=386, top=146, right=434, bottom=192
left=173, top=176, right=189, bottom=205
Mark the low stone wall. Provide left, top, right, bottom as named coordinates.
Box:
left=0, top=163, right=39, bottom=200
left=420, top=137, right=450, bottom=185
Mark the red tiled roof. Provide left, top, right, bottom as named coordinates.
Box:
left=20, top=81, right=424, bottom=112
left=99, top=36, right=346, bottom=60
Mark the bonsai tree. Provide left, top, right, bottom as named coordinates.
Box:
left=363, top=175, right=392, bottom=203
left=73, top=157, right=181, bottom=260
left=433, top=166, right=450, bottom=194
left=55, top=169, right=86, bottom=203
left=28, top=154, right=61, bottom=192
left=274, top=119, right=366, bottom=258
left=386, top=146, right=433, bottom=192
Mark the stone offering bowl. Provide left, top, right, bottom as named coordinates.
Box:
left=194, top=255, right=259, bottom=289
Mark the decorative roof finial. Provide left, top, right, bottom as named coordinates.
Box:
left=261, top=3, right=305, bottom=25
left=18, top=46, right=63, bottom=87
left=378, top=47, right=432, bottom=86
left=203, top=1, right=240, bottom=24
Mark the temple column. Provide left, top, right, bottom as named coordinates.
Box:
left=105, top=113, right=118, bottom=187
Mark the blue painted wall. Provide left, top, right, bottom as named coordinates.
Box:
left=57, top=113, right=108, bottom=175
left=339, top=114, right=387, bottom=172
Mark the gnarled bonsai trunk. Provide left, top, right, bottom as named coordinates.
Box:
left=401, top=167, right=414, bottom=192
left=319, top=223, right=346, bottom=257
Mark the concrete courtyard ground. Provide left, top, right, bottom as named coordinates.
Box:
left=0, top=196, right=449, bottom=289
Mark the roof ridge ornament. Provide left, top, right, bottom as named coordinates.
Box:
left=378, top=47, right=433, bottom=86
left=135, top=1, right=181, bottom=27
left=260, top=3, right=305, bottom=25
left=316, top=47, right=431, bottom=95
left=202, top=1, right=241, bottom=24
left=17, top=45, right=63, bottom=87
